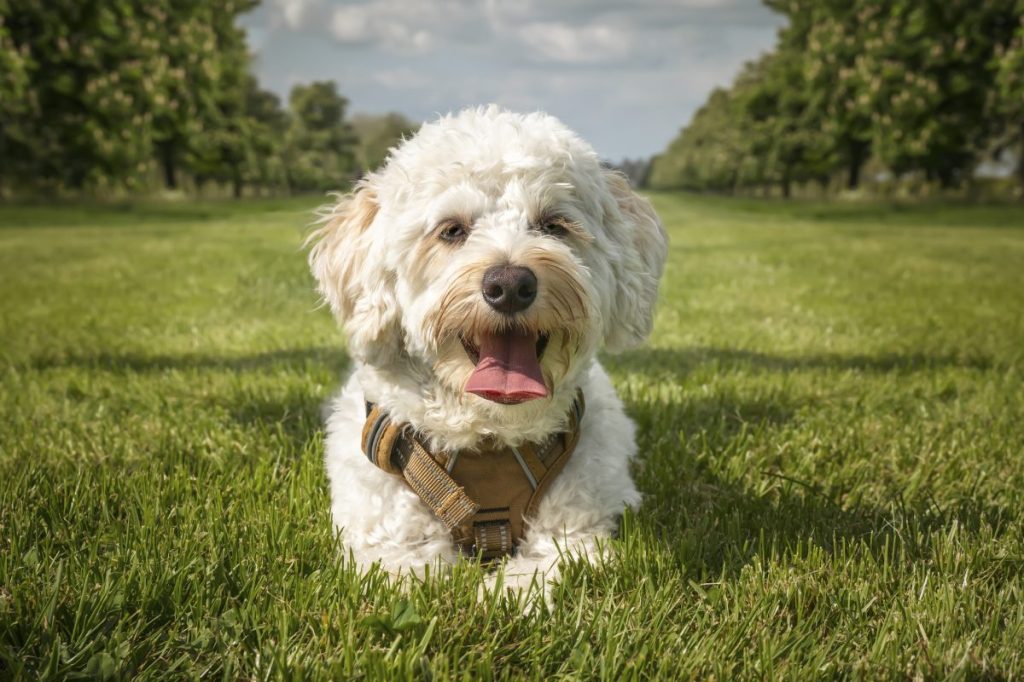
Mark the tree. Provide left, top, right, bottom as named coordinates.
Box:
left=148, top=1, right=213, bottom=191
left=649, top=88, right=748, bottom=192
left=0, top=0, right=169, bottom=191
left=188, top=2, right=259, bottom=197
left=0, top=0, right=263, bottom=195
left=283, top=81, right=356, bottom=193
left=153, top=0, right=260, bottom=196
left=0, top=2, right=32, bottom=195
left=650, top=53, right=830, bottom=197
left=993, top=0, right=1024, bottom=190
left=858, top=1, right=1018, bottom=188
left=736, top=52, right=832, bottom=197
left=350, top=112, right=418, bottom=174
left=242, top=77, right=290, bottom=194
left=767, top=0, right=875, bottom=190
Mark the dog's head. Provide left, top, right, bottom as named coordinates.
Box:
left=309, top=107, right=667, bottom=416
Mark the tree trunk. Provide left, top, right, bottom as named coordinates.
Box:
left=1018, top=133, right=1024, bottom=197
left=232, top=172, right=243, bottom=199
left=782, top=169, right=792, bottom=199
left=847, top=142, right=867, bottom=190
left=937, top=167, right=956, bottom=190
left=160, top=143, right=177, bottom=190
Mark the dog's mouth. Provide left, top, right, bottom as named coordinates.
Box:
left=459, top=331, right=550, bottom=405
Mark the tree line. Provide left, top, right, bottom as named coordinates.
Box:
left=0, top=0, right=417, bottom=198
left=649, top=1, right=1024, bottom=196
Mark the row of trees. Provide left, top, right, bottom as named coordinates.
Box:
left=649, top=0, right=1024, bottom=196
left=0, top=1, right=417, bottom=197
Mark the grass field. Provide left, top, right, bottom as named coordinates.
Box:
left=1, top=194, right=1023, bottom=678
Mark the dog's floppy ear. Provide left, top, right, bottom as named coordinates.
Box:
left=601, top=171, right=669, bottom=352
left=308, top=182, right=400, bottom=361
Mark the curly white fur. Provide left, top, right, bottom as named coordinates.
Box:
left=308, top=106, right=668, bottom=599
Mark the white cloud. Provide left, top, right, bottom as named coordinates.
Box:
left=271, top=0, right=321, bottom=29
left=329, top=4, right=433, bottom=52
left=329, top=5, right=369, bottom=40
left=517, top=22, right=631, bottom=64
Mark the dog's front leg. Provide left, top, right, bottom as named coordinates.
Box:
left=484, top=375, right=643, bottom=606
left=332, top=485, right=460, bottom=579
left=486, top=529, right=612, bottom=607
left=483, top=470, right=637, bottom=605
left=323, top=385, right=460, bottom=578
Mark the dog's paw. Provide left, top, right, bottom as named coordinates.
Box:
left=477, top=558, right=558, bottom=613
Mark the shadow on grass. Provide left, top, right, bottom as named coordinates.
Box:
left=643, top=459, right=1016, bottom=583
left=35, top=345, right=988, bottom=376
left=0, top=205, right=224, bottom=230
left=29, top=346, right=348, bottom=374
left=614, top=345, right=1010, bottom=580
left=226, top=389, right=332, bottom=448
left=0, top=197, right=318, bottom=229
left=28, top=346, right=349, bottom=454
left=605, top=346, right=994, bottom=379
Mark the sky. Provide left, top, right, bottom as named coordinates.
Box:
left=240, top=0, right=786, bottom=161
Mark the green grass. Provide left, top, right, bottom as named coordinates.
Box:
left=1, top=194, right=1023, bottom=679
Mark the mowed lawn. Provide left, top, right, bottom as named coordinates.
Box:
left=1, top=194, right=1023, bottom=678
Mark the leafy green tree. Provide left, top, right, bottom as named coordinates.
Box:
left=859, top=1, right=1018, bottom=187
left=993, top=0, right=1024, bottom=190
left=283, top=81, right=356, bottom=193
left=657, top=0, right=1023, bottom=196
left=650, top=52, right=830, bottom=196
left=242, top=77, right=290, bottom=194
left=769, top=0, right=874, bottom=189
left=649, top=88, right=748, bottom=192
left=0, top=0, right=261, bottom=195
left=1, top=1, right=168, bottom=191
left=188, top=3, right=259, bottom=197
left=736, top=52, right=832, bottom=196
left=148, top=2, right=210, bottom=190
left=350, top=112, right=419, bottom=174
left=0, top=2, right=33, bottom=195
left=653, top=3, right=838, bottom=196
left=768, top=0, right=1020, bottom=189
left=152, top=0, right=259, bottom=195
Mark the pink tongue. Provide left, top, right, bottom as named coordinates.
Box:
left=464, top=330, right=548, bottom=404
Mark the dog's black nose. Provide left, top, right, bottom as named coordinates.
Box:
left=481, top=265, right=537, bottom=314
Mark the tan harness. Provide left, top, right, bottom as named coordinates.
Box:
left=360, top=393, right=584, bottom=561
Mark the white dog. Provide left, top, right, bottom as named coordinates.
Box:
left=308, top=106, right=667, bottom=597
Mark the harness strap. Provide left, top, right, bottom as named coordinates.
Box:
left=360, top=406, right=479, bottom=529
left=526, top=413, right=581, bottom=520
left=402, top=439, right=480, bottom=528
left=361, top=391, right=585, bottom=560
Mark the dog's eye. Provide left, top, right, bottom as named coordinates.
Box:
left=538, top=216, right=571, bottom=238
left=437, top=220, right=469, bottom=244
